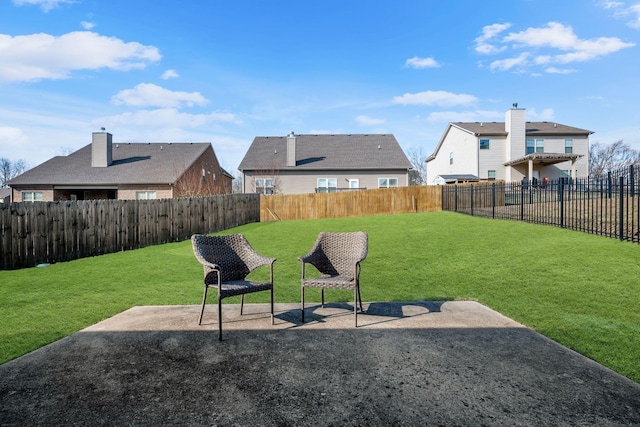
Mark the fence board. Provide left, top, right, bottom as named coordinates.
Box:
left=260, top=186, right=442, bottom=222
left=0, top=193, right=259, bottom=270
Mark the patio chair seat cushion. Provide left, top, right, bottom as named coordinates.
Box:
left=207, top=279, right=274, bottom=298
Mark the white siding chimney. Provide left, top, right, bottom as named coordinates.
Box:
left=286, top=131, right=296, bottom=167
left=92, top=131, right=113, bottom=167
left=505, top=107, right=525, bottom=181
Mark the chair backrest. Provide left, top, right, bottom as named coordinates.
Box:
left=191, top=234, right=254, bottom=282
left=311, top=231, right=368, bottom=278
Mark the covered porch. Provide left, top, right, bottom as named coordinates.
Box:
left=504, top=153, right=583, bottom=181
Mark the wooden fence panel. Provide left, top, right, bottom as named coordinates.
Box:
left=260, top=186, right=442, bottom=222
left=0, top=193, right=260, bottom=270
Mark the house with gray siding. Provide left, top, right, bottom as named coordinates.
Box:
left=238, top=133, right=413, bottom=194
left=426, top=106, right=593, bottom=184
left=7, top=132, right=232, bottom=202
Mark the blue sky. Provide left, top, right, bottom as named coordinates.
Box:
left=1, top=0, right=640, bottom=173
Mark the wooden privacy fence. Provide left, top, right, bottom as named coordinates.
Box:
left=0, top=193, right=260, bottom=270
left=260, top=186, right=442, bottom=221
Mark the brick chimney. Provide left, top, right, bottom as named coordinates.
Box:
left=92, top=131, right=112, bottom=167
left=286, top=131, right=296, bottom=167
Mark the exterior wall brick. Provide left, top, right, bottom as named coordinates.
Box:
left=11, top=186, right=54, bottom=202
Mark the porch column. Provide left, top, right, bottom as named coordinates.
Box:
left=528, top=159, right=533, bottom=180
left=571, top=159, right=577, bottom=178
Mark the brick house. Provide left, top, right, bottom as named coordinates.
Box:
left=7, top=132, right=232, bottom=202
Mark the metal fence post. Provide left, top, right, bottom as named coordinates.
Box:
left=491, top=182, right=496, bottom=219
left=520, top=179, right=525, bottom=221
left=620, top=175, right=625, bottom=241
left=470, top=184, right=474, bottom=216
left=454, top=185, right=458, bottom=212
left=559, top=178, right=565, bottom=228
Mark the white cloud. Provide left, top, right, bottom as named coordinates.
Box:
left=95, top=108, right=239, bottom=129
left=477, top=21, right=634, bottom=73
left=392, top=90, right=477, bottom=107
left=355, top=115, right=385, bottom=126
left=161, top=69, right=179, bottom=79
left=475, top=23, right=511, bottom=54
left=81, top=21, right=95, bottom=30
left=405, top=56, right=440, bottom=69
left=601, top=1, right=640, bottom=29
left=111, top=83, right=208, bottom=108
left=544, top=67, right=577, bottom=74
left=12, top=0, right=74, bottom=12
left=0, top=31, right=161, bottom=82
left=0, top=126, right=29, bottom=149
left=503, top=22, right=635, bottom=63
left=490, top=53, right=530, bottom=71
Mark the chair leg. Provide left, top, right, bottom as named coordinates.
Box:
left=270, top=287, right=274, bottom=325
left=357, top=285, right=364, bottom=312
left=218, top=297, right=223, bottom=341
left=240, top=294, right=245, bottom=315
left=354, top=287, right=358, bottom=327
left=301, top=286, right=305, bottom=323
left=199, top=286, right=208, bottom=325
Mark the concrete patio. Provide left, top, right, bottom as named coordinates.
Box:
left=1, top=301, right=639, bottom=426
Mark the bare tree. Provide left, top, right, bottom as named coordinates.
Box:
left=0, top=158, right=28, bottom=187
left=406, top=147, right=427, bottom=186
left=232, top=171, right=244, bottom=193
left=174, top=165, right=219, bottom=197
left=247, top=160, right=282, bottom=194
left=589, top=140, right=640, bottom=176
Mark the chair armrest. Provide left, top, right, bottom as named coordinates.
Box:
left=198, top=259, right=221, bottom=270
left=246, top=254, right=277, bottom=272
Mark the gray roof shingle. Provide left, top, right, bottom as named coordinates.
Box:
left=239, top=134, right=412, bottom=171
left=453, top=121, right=593, bottom=136
left=8, top=142, right=211, bottom=185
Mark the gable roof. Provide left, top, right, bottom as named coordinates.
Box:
left=239, top=134, right=412, bottom=171
left=8, top=142, right=212, bottom=186
left=428, top=121, right=593, bottom=162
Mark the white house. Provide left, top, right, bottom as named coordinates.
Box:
left=426, top=106, right=593, bottom=184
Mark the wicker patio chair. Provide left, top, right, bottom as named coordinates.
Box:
left=191, top=234, right=276, bottom=340
left=299, top=231, right=368, bottom=326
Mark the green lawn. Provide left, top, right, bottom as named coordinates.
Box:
left=1, top=211, right=639, bottom=383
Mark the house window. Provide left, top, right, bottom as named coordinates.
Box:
left=562, top=170, right=571, bottom=178
left=449, top=152, right=454, bottom=165
left=255, top=178, right=274, bottom=195
left=565, top=139, right=573, bottom=154
left=22, top=192, right=42, bottom=202
left=317, top=178, right=337, bottom=193
left=487, top=170, right=496, bottom=180
left=526, top=139, right=544, bottom=154
left=480, top=139, right=490, bottom=150
left=136, top=191, right=156, bottom=200
left=378, top=178, right=398, bottom=188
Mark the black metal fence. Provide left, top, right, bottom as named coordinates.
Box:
left=442, top=165, right=640, bottom=243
